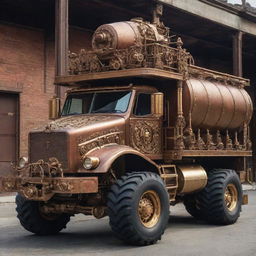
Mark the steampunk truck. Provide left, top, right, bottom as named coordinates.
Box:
left=0, top=10, right=253, bottom=245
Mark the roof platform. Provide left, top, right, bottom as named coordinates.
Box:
left=55, top=65, right=250, bottom=88
left=55, top=68, right=184, bottom=87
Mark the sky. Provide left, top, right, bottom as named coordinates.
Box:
left=227, top=0, right=256, bottom=7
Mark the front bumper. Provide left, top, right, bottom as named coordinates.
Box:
left=0, top=176, right=98, bottom=201
left=0, top=158, right=98, bottom=201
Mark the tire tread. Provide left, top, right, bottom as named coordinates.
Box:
left=16, top=194, right=70, bottom=235
left=107, top=172, right=169, bottom=245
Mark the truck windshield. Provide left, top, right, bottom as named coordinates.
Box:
left=62, top=91, right=132, bottom=116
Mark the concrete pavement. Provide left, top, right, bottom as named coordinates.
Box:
left=0, top=191, right=255, bottom=256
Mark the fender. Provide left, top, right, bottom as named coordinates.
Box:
left=82, top=144, right=160, bottom=174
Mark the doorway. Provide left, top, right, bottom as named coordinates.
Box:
left=0, top=93, right=19, bottom=176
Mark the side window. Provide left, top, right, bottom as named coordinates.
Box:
left=134, top=93, right=151, bottom=116
left=69, top=98, right=83, bottom=114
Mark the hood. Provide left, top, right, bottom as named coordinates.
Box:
left=43, top=115, right=122, bottom=132
left=30, top=115, right=126, bottom=172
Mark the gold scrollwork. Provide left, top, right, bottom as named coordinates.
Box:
left=130, top=120, right=161, bottom=154
left=44, top=116, right=113, bottom=131
left=78, top=129, right=123, bottom=156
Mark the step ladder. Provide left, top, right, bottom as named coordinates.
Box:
left=159, top=165, right=178, bottom=202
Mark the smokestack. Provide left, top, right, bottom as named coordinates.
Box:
left=152, top=2, right=163, bottom=26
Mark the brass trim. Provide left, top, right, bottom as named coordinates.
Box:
left=165, top=150, right=252, bottom=159
left=224, top=184, right=238, bottom=211
left=188, top=65, right=250, bottom=87
left=0, top=176, right=98, bottom=201
left=83, top=156, right=100, bottom=169
left=55, top=68, right=183, bottom=85
left=159, top=165, right=178, bottom=202
left=242, top=194, right=248, bottom=205
left=138, top=190, right=161, bottom=228
left=177, top=165, right=207, bottom=194
left=49, top=97, right=61, bottom=120
left=151, top=92, right=164, bottom=117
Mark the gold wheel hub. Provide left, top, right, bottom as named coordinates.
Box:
left=138, top=190, right=161, bottom=228
left=224, top=184, right=238, bottom=211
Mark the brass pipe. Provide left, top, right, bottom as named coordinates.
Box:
left=177, top=80, right=183, bottom=116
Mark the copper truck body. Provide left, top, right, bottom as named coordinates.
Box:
left=0, top=12, right=251, bottom=245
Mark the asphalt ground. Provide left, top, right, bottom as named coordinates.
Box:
left=0, top=191, right=255, bottom=256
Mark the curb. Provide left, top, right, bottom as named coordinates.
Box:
left=0, top=195, right=15, bottom=203
left=242, top=184, right=256, bottom=191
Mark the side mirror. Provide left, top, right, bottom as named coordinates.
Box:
left=151, top=92, right=164, bottom=117
left=49, top=97, right=61, bottom=120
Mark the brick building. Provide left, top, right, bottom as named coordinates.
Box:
left=0, top=0, right=92, bottom=175
left=0, top=0, right=255, bottom=178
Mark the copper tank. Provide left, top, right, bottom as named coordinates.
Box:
left=182, top=79, right=253, bottom=130
left=92, top=19, right=168, bottom=51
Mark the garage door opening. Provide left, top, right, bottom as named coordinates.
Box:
left=0, top=93, right=19, bottom=176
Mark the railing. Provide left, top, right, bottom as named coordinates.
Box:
left=68, top=42, right=194, bottom=77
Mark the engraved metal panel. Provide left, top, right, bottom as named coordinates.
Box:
left=130, top=119, right=162, bottom=156
left=29, top=132, right=68, bottom=170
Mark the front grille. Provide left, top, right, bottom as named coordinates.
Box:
left=29, top=132, right=68, bottom=170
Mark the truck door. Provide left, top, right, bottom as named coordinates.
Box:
left=129, top=92, right=162, bottom=159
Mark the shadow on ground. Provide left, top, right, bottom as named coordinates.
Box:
left=0, top=213, right=216, bottom=251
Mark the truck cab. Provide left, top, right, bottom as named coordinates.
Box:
left=61, top=85, right=163, bottom=159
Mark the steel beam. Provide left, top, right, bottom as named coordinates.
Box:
left=233, top=31, right=243, bottom=77
left=55, top=0, right=69, bottom=78
left=159, top=0, right=256, bottom=36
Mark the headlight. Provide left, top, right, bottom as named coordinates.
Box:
left=83, top=157, right=100, bottom=170
left=18, top=157, right=28, bottom=168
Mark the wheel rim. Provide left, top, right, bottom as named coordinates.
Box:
left=224, top=184, right=238, bottom=211
left=138, top=190, right=161, bottom=228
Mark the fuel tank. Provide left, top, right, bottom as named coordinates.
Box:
left=177, top=165, right=207, bottom=194
left=182, top=79, right=253, bottom=130
left=92, top=18, right=168, bottom=51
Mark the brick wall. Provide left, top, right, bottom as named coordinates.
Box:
left=0, top=23, right=92, bottom=157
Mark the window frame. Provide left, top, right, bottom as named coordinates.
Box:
left=132, top=92, right=153, bottom=117
left=61, top=90, right=132, bottom=116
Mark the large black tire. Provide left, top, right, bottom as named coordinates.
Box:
left=196, top=169, right=242, bottom=225
left=183, top=194, right=203, bottom=219
left=107, top=172, right=169, bottom=246
left=16, top=194, right=70, bottom=235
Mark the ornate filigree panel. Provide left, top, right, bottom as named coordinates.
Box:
left=130, top=120, right=161, bottom=155
left=188, top=65, right=249, bottom=88
left=182, top=126, right=252, bottom=151
left=41, top=116, right=113, bottom=131
left=68, top=17, right=194, bottom=79
left=69, top=43, right=193, bottom=79
left=77, top=129, right=123, bottom=156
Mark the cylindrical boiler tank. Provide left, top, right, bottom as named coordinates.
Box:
left=92, top=19, right=167, bottom=51
left=182, top=79, right=253, bottom=130
left=177, top=165, right=207, bottom=194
